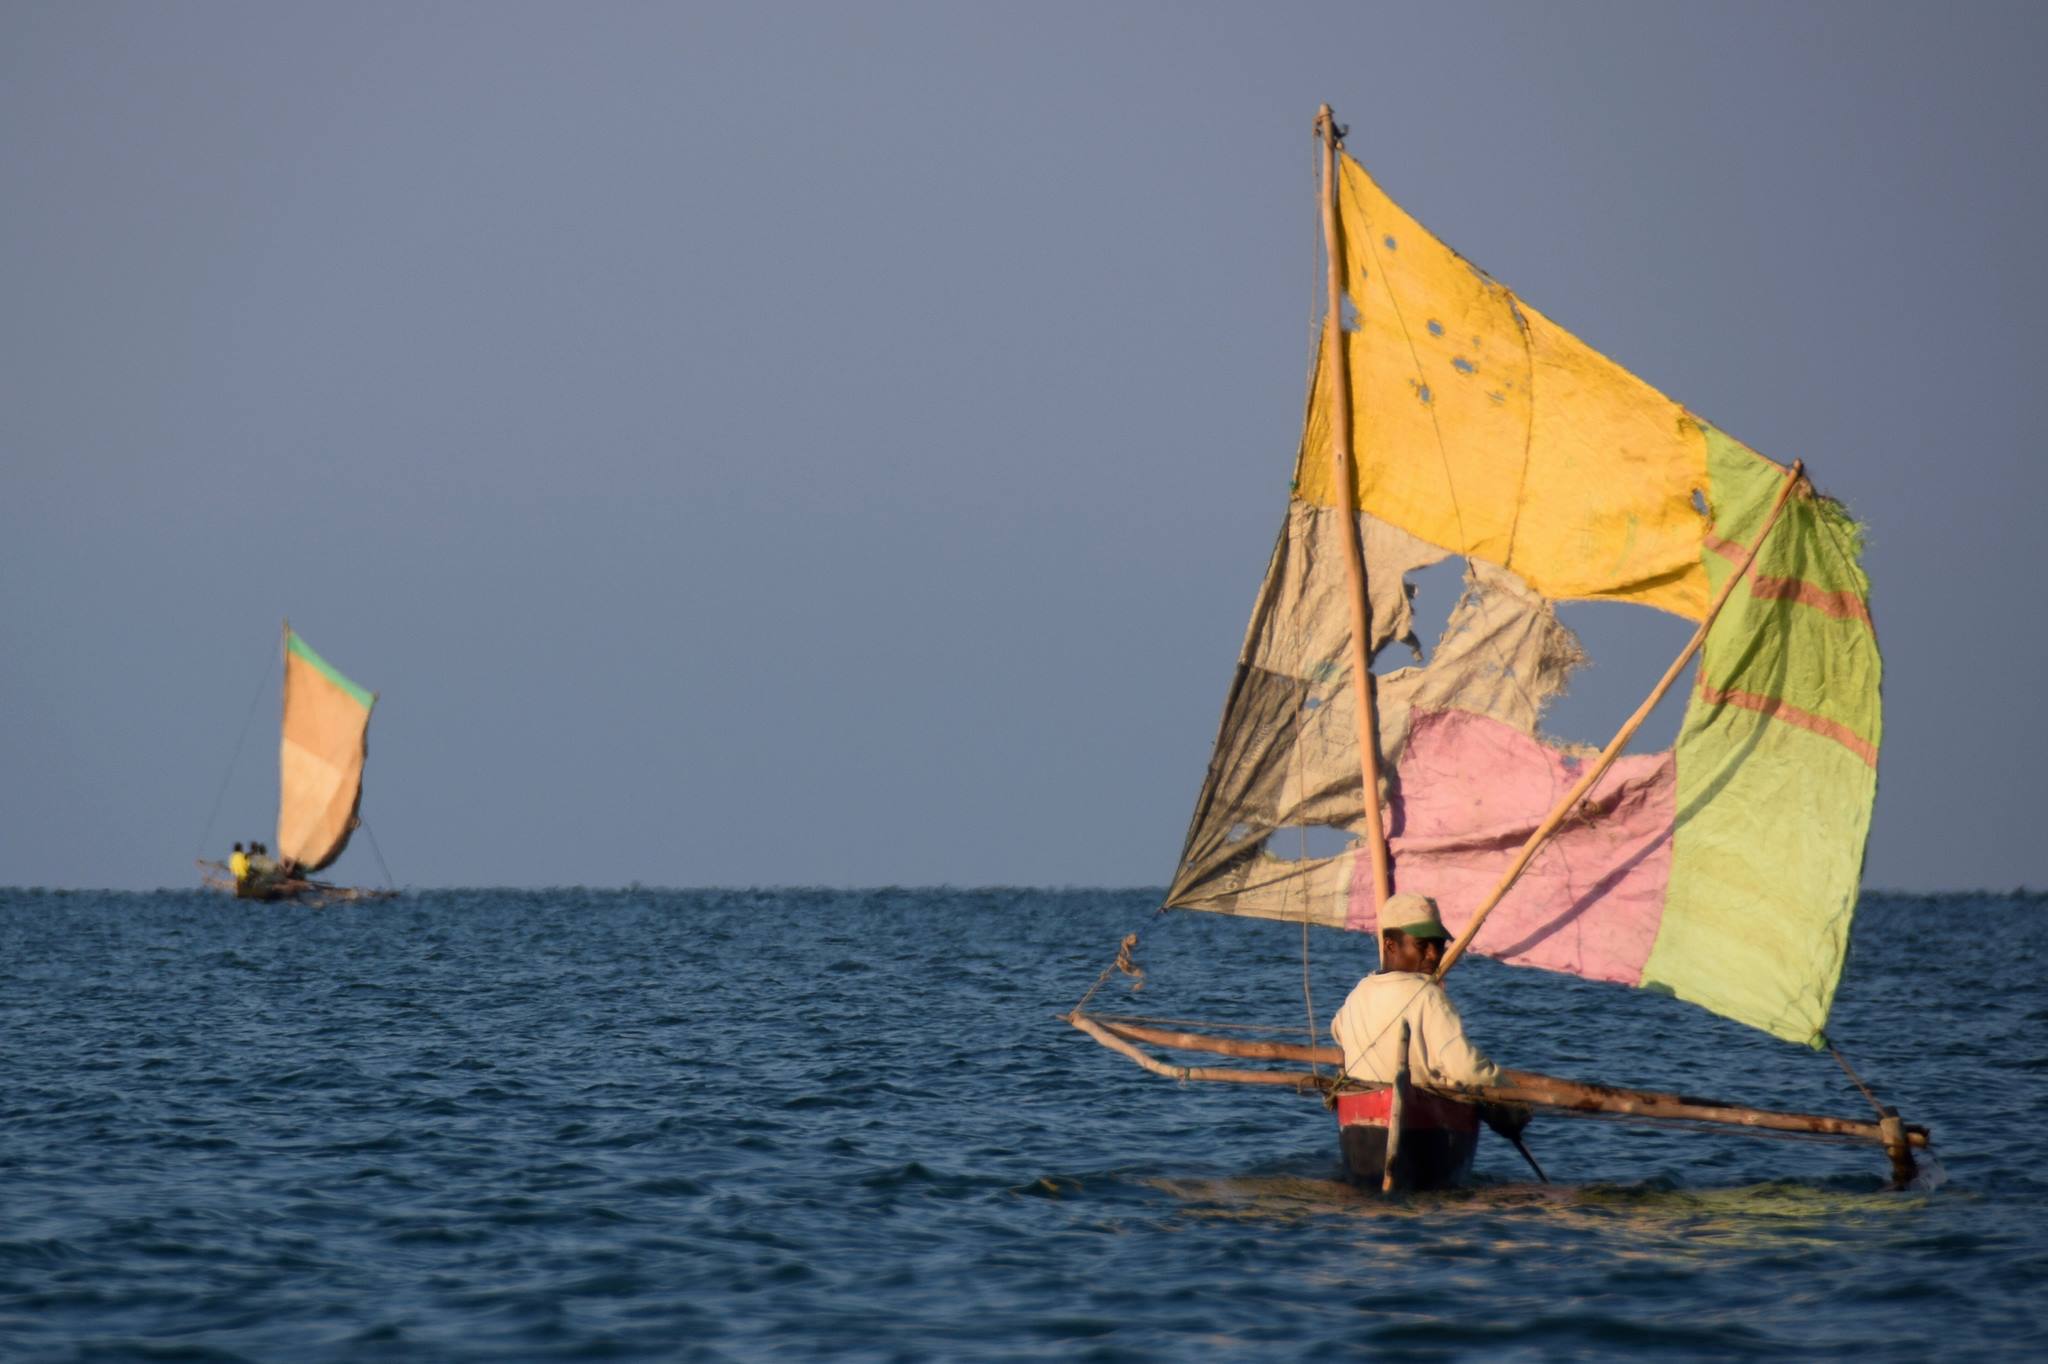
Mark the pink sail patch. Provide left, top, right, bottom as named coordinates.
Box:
left=1348, top=709, right=1675, bottom=986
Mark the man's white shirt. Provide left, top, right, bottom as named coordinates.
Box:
left=1330, top=970, right=1501, bottom=1088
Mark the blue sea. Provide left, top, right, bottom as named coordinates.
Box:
left=0, top=888, right=2041, bottom=1360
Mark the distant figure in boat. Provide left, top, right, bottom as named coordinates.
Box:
left=1331, top=892, right=1500, bottom=1089
left=228, top=842, right=249, bottom=886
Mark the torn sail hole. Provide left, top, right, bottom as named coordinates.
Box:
left=1371, top=557, right=1467, bottom=674
left=1691, top=488, right=1710, bottom=517
left=1544, top=602, right=1696, bottom=752
left=1263, top=825, right=1355, bottom=862
left=1340, top=294, right=1361, bottom=333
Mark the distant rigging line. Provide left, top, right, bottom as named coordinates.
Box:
left=194, top=652, right=274, bottom=859
left=358, top=818, right=397, bottom=891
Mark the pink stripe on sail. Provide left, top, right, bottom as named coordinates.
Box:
left=1347, top=709, right=1675, bottom=986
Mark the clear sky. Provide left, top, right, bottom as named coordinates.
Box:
left=3, top=2, right=2042, bottom=891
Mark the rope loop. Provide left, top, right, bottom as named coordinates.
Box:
left=1074, top=931, right=1146, bottom=1015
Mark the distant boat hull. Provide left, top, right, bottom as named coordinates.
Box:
left=1335, top=1087, right=1479, bottom=1191
left=197, top=861, right=393, bottom=906
left=234, top=877, right=294, bottom=902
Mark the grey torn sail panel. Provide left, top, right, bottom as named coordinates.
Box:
left=1165, top=496, right=1586, bottom=927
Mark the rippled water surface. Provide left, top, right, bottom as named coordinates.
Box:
left=1, top=888, right=2042, bottom=1359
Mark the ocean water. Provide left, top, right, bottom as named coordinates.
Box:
left=0, top=887, right=2041, bottom=1360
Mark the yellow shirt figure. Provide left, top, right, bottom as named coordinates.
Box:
left=228, top=847, right=250, bottom=882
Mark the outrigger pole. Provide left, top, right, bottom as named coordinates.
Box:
left=1064, top=1012, right=1928, bottom=1184
left=1315, top=104, right=1392, bottom=945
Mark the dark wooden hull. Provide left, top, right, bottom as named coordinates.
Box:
left=199, top=861, right=391, bottom=905
left=1335, top=1088, right=1480, bottom=1191
left=239, top=880, right=392, bottom=905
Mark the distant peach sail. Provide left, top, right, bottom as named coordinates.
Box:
left=275, top=628, right=375, bottom=873
left=1165, top=152, right=1879, bottom=1048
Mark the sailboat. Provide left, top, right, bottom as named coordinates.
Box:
left=199, top=623, right=393, bottom=905
left=1069, top=108, right=1926, bottom=1191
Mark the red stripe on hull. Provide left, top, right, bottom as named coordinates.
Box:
left=1334, top=1088, right=1480, bottom=1133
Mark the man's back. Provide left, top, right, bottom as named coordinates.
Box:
left=1330, top=971, right=1500, bottom=1089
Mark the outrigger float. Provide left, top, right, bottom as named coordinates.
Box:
left=1070, top=107, right=1926, bottom=1191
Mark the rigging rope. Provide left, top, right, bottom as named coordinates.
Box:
left=1287, top=127, right=1338, bottom=1084
left=1301, top=919, right=1319, bottom=1081
left=1089, top=1013, right=1321, bottom=1035
left=358, top=817, right=397, bottom=891
left=1299, top=130, right=1326, bottom=454
left=193, top=650, right=274, bottom=860
left=1072, top=923, right=1159, bottom=1016
left=1827, top=1041, right=1890, bottom=1121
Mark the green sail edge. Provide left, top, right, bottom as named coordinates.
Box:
left=286, top=631, right=376, bottom=712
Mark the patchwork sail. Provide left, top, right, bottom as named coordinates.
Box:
left=276, top=627, right=376, bottom=873
left=1165, top=153, right=1880, bottom=1048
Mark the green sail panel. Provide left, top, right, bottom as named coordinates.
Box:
left=1644, top=429, right=1882, bottom=1045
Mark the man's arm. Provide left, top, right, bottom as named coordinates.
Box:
left=1415, top=985, right=1501, bottom=1089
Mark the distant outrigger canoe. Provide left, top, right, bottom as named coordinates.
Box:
left=199, top=623, right=394, bottom=906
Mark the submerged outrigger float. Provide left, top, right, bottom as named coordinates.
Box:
left=1071, top=107, right=1926, bottom=1191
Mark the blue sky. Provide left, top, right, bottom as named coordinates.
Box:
left=3, top=2, right=2042, bottom=890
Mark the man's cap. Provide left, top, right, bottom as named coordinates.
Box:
left=1379, top=891, right=1450, bottom=940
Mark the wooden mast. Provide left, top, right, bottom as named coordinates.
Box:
left=1316, top=105, right=1392, bottom=936
left=1432, top=459, right=1809, bottom=982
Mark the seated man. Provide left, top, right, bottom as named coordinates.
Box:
left=228, top=842, right=250, bottom=885
left=246, top=842, right=280, bottom=884
left=1330, top=891, right=1501, bottom=1090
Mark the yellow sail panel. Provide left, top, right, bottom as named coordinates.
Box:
left=276, top=630, right=374, bottom=872
left=1295, top=153, right=1715, bottom=621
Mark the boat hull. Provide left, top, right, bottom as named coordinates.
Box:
left=1335, top=1087, right=1479, bottom=1191
left=197, top=861, right=392, bottom=906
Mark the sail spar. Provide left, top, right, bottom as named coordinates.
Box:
left=276, top=627, right=376, bottom=873
left=1167, top=153, right=1880, bottom=1048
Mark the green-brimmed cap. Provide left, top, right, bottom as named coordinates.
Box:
left=1379, top=891, right=1450, bottom=940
